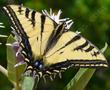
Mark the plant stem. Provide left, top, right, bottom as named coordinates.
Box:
left=0, top=65, right=8, bottom=77
left=15, top=68, right=21, bottom=90
left=0, top=65, right=16, bottom=87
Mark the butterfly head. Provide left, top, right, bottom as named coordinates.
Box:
left=32, top=59, right=44, bottom=71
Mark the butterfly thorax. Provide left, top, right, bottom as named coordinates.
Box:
left=26, top=55, right=44, bottom=70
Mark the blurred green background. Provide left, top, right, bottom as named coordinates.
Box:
left=0, top=0, right=110, bottom=90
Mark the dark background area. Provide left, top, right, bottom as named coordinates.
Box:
left=0, top=0, right=110, bottom=90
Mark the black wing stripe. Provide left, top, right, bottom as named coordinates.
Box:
left=40, top=14, right=46, bottom=53
left=43, top=28, right=55, bottom=55
left=46, top=60, right=107, bottom=70
left=25, top=8, right=30, bottom=18
left=92, top=51, right=100, bottom=56
left=54, top=23, right=64, bottom=39
left=18, top=5, right=24, bottom=14
left=31, top=10, right=36, bottom=26
left=64, top=34, right=81, bottom=47
left=41, top=14, right=46, bottom=34
left=44, top=23, right=64, bottom=55
left=6, top=6, right=26, bottom=36
left=47, top=23, right=64, bottom=46
left=74, top=40, right=88, bottom=50
left=40, top=14, right=46, bottom=41
left=85, top=45, right=94, bottom=52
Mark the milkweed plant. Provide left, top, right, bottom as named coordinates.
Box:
left=0, top=12, right=108, bottom=90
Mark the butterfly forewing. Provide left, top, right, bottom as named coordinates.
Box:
left=45, top=31, right=107, bottom=67
left=3, top=5, right=55, bottom=59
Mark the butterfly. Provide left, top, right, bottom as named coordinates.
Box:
left=2, top=5, right=108, bottom=79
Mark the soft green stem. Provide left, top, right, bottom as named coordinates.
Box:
left=15, top=68, right=21, bottom=90
left=0, top=65, right=8, bottom=77
left=15, top=80, right=21, bottom=90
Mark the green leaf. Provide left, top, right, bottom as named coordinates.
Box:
left=7, top=35, right=17, bottom=82
left=7, top=35, right=27, bottom=90
left=22, top=76, right=35, bottom=90
left=15, top=62, right=27, bottom=81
